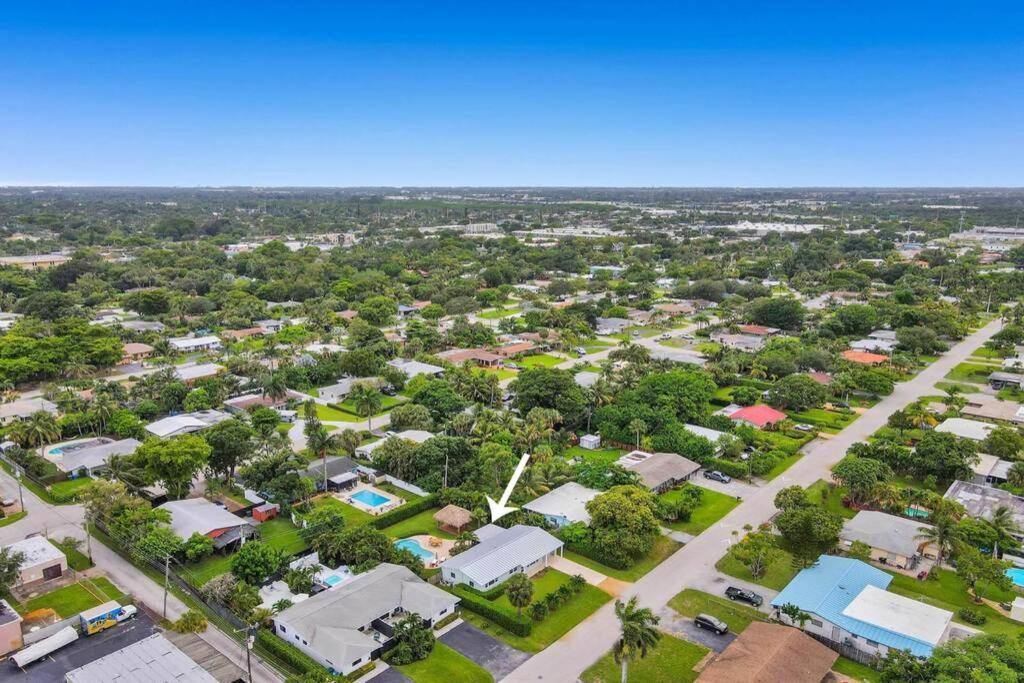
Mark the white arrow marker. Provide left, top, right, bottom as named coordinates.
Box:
left=486, top=452, right=531, bottom=523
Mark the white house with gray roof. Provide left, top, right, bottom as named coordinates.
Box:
left=523, top=482, right=600, bottom=528
left=157, top=498, right=255, bottom=550
left=839, top=511, right=937, bottom=570
left=440, top=524, right=563, bottom=590
left=51, top=438, right=141, bottom=475
left=272, top=563, right=458, bottom=676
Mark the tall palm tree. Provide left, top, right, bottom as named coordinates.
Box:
left=10, top=411, right=62, bottom=454
left=629, top=419, right=648, bottom=450
left=261, top=372, right=288, bottom=403
left=350, top=384, right=383, bottom=431
left=988, top=505, right=1020, bottom=558
left=613, top=597, right=661, bottom=683
left=917, top=513, right=959, bottom=568
left=90, top=394, right=118, bottom=433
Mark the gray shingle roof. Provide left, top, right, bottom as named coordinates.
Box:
left=840, top=510, right=933, bottom=558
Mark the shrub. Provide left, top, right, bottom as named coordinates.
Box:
left=370, top=494, right=438, bottom=530
left=564, top=540, right=633, bottom=570
left=706, top=457, right=750, bottom=479
left=171, top=609, right=208, bottom=633
left=448, top=587, right=532, bottom=636
left=256, top=629, right=325, bottom=676
left=957, top=607, right=987, bottom=625
left=529, top=602, right=548, bottom=621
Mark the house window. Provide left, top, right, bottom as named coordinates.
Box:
left=279, top=626, right=286, bottom=633
left=295, top=635, right=300, bottom=642
left=439, top=608, right=447, bottom=616
left=866, top=639, right=879, bottom=647
left=810, top=619, right=822, bottom=628
left=352, top=658, right=361, bottom=666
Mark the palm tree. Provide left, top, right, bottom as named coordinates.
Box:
left=10, top=411, right=61, bottom=454
left=349, top=384, right=383, bottom=431
left=629, top=419, right=648, bottom=450
left=106, top=454, right=145, bottom=487
left=987, top=505, right=1020, bottom=558
left=1007, top=461, right=1024, bottom=489
left=62, top=355, right=95, bottom=380
left=335, top=429, right=362, bottom=457
left=613, top=597, right=661, bottom=683
left=916, top=513, right=959, bottom=568
left=90, top=394, right=118, bottom=433
left=505, top=572, right=534, bottom=618
left=261, top=373, right=288, bottom=403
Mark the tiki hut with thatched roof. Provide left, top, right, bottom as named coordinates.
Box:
left=434, top=504, right=472, bottom=534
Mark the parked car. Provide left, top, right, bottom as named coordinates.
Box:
left=575, top=347, right=587, bottom=355
left=116, top=604, right=138, bottom=622
left=693, top=614, right=729, bottom=635
left=505, top=362, right=520, bottom=370
left=656, top=334, right=671, bottom=341
left=381, top=384, right=397, bottom=396
left=795, top=423, right=814, bottom=432
left=725, top=586, right=763, bottom=606
left=630, top=330, right=641, bottom=337
left=833, top=401, right=850, bottom=409
left=704, top=470, right=732, bottom=484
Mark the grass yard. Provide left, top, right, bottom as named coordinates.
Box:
left=377, top=482, right=424, bottom=502
left=311, top=495, right=375, bottom=527
left=313, top=403, right=363, bottom=422
left=188, top=552, right=235, bottom=584
left=518, top=353, right=564, bottom=369
left=0, top=511, right=27, bottom=528
left=49, top=476, right=95, bottom=501
left=396, top=642, right=492, bottom=683
left=564, top=535, right=682, bottom=583
left=805, top=480, right=856, bottom=519
left=667, top=589, right=767, bottom=633
left=582, top=341, right=613, bottom=353
left=51, top=538, right=93, bottom=571
left=337, top=394, right=406, bottom=414
left=833, top=657, right=883, bottom=683
left=972, top=347, right=1005, bottom=360
left=660, top=485, right=739, bottom=535
left=379, top=507, right=455, bottom=540
left=762, top=451, right=803, bottom=481
left=492, top=568, right=570, bottom=613
left=715, top=538, right=798, bottom=591
left=886, top=568, right=1021, bottom=636
left=22, top=577, right=128, bottom=618
left=460, top=579, right=612, bottom=653
left=481, top=366, right=518, bottom=380
left=478, top=307, right=521, bottom=320
left=945, top=361, right=998, bottom=384
left=580, top=633, right=708, bottom=683
left=566, top=445, right=624, bottom=466
left=789, top=408, right=856, bottom=431
left=257, top=517, right=308, bottom=555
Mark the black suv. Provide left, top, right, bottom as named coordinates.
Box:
left=725, top=586, right=763, bottom=606
left=693, top=614, right=729, bottom=635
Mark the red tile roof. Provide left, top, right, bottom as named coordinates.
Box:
left=841, top=349, right=888, bottom=365
left=729, top=404, right=788, bottom=428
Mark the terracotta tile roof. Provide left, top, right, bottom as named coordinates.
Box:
left=841, top=349, right=888, bottom=365
left=698, top=622, right=838, bottom=683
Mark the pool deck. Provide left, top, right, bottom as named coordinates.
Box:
left=336, top=482, right=403, bottom=516
left=399, top=534, right=455, bottom=567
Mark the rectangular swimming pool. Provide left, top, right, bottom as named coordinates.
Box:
left=351, top=489, right=390, bottom=507
left=1006, top=567, right=1024, bottom=588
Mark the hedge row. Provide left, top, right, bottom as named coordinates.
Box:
left=256, top=629, right=325, bottom=677
left=459, top=581, right=507, bottom=601
left=448, top=587, right=533, bottom=636
left=706, top=457, right=750, bottom=479
left=370, top=494, right=439, bottom=529
left=565, top=540, right=633, bottom=570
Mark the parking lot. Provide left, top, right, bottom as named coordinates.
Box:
left=7, top=611, right=156, bottom=682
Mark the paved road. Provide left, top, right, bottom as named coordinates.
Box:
left=502, top=316, right=1004, bottom=682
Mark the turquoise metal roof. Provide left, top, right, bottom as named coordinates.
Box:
left=771, top=556, right=937, bottom=657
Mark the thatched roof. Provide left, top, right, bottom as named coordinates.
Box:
left=433, top=504, right=472, bottom=528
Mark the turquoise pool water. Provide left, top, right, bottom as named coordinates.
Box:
left=1006, top=567, right=1024, bottom=587
left=323, top=574, right=344, bottom=586
left=49, top=447, right=63, bottom=456
left=395, top=538, right=434, bottom=560
left=351, top=490, right=389, bottom=507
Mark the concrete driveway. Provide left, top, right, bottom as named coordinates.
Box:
left=440, top=622, right=530, bottom=679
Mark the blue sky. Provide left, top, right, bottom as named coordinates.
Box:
left=2, top=2, right=1022, bottom=186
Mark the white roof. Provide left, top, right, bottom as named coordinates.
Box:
left=441, top=524, right=563, bottom=585
left=4, top=536, right=65, bottom=569
left=523, top=482, right=600, bottom=525
left=935, top=417, right=995, bottom=441
left=842, top=585, right=952, bottom=647
left=387, top=358, right=444, bottom=377
left=173, top=363, right=225, bottom=382
left=65, top=633, right=217, bottom=683
left=0, top=398, right=57, bottom=420
left=158, top=498, right=248, bottom=539
left=145, top=410, right=229, bottom=438
left=355, top=430, right=434, bottom=456
left=574, top=371, right=600, bottom=388
left=168, top=335, right=221, bottom=349
left=683, top=423, right=728, bottom=444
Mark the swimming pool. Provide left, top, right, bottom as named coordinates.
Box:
left=351, top=489, right=390, bottom=507
left=1006, top=567, right=1024, bottom=587
left=395, top=538, right=434, bottom=560
left=322, top=574, right=344, bottom=586
left=48, top=447, right=63, bottom=456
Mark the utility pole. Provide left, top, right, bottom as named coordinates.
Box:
left=83, top=520, right=92, bottom=562
left=246, top=625, right=255, bottom=683
left=162, top=555, right=170, bottom=619
left=14, top=468, right=24, bottom=512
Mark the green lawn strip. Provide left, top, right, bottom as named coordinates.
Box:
left=715, top=540, right=798, bottom=591
left=478, top=307, right=521, bottom=320
left=563, top=535, right=681, bottom=582
left=805, top=480, right=857, bottom=519
left=459, top=582, right=612, bottom=653
left=580, top=633, right=708, bottom=683
left=789, top=408, right=856, bottom=430
left=566, top=445, right=624, bottom=466
left=971, top=347, right=1005, bottom=360
left=0, top=511, right=27, bottom=528
left=667, top=589, right=767, bottom=633
left=311, top=495, right=375, bottom=527
left=944, top=362, right=997, bottom=384
left=313, top=403, right=362, bottom=422
left=396, top=641, right=492, bottom=683
left=761, top=451, right=803, bottom=481
left=22, top=577, right=128, bottom=618
left=187, top=552, right=236, bottom=584
left=378, top=507, right=454, bottom=540
left=337, top=394, right=406, bottom=414
left=518, top=354, right=564, bottom=369
left=833, top=656, right=883, bottom=683
left=490, top=568, right=570, bottom=613
left=377, top=482, right=424, bottom=502
left=885, top=569, right=1020, bottom=635
left=481, top=367, right=518, bottom=380
left=49, top=477, right=95, bottom=501
left=52, top=538, right=93, bottom=570
left=660, top=486, right=739, bottom=535
left=257, top=517, right=309, bottom=555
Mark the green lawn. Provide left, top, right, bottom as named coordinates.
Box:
left=377, top=482, right=424, bottom=502
left=582, top=341, right=613, bottom=354
left=762, top=451, right=803, bottom=481
left=52, top=538, right=93, bottom=571
left=833, top=657, right=882, bottom=683
left=581, top=633, right=708, bottom=683
left=805, top=480, right=856, bottom=519
left=396, top=642, right=493, bottom=683
left=518, top=353, right=564, bottom=369
left=460, top=579, right=612, bottom=653
left=22, top=577, right=128, bottom=618
left=257, top=517, right=309, bottom=555
left=789, top=408, right=856, bottom=431
left=379, top=507, right=455, bottom=540
left=337, top=394, right=406, bottom=414
left=0, top=511, right=27, bottom=528
left=886, top=568, right=1021, bottom=636
left=715, top=539, right=798, bottom=591
left=478, top=307, right=521, bottom=320
left=564, top=535, right=681, bottom=582
left=314, top=403, right=363, bottom=422
left=491, top=568, right=570, bottom=613
left=566, top=445, right=624, bottom=466
left=945, top=361, right=998, bottom=384
left=311, top=495, right=375, bottom=527
left=660, top=485, right=739, bottom=535
left=971, top=347, right=1005, bottom=360
left=49, top=477, right=95, bottom=502
left=481, top=366, right=518, bottom=380
left=667, top=589, right=767, bottom=633
left=188, top=552, right=235, bottom=584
